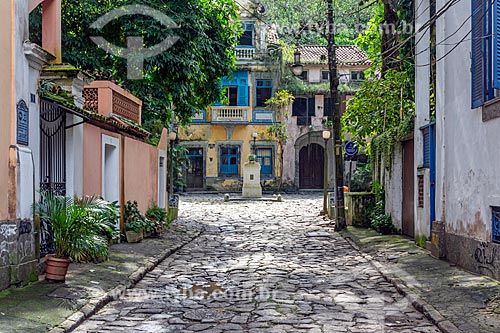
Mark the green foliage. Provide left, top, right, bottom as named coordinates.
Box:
left=260, top=0, right=378, bottom=45
left=354, top=4, right=384, bottom=76
left=350, top=163, right=372, bottom=192
left=415, top=235, right=427, bottom=248
left=146, top=204, right=168, bottom=233
left=170, top=144, right=190, bottom=190
left=31, top=0, right=241, bottom=143
left=369, top=183, right=396, bottom=234
left=92, top=200, right=121, bottom=241
left=342, top=69, right=415, bottom=147
left=33, top=192, right=110, bottom=262
left=124, top=201, right=149, bottom=233
left=370, top=114, right=414, bottom=173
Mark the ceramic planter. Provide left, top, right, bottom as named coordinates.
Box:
left=45, top=255, right=70, bottom=282
left=125, top=230, right=143, bottom=243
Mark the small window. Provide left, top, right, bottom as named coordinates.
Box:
left=255, top=148, right=273, bottom=175
left=351, top=71, right=365, bottom=81
left=321, top=71, right=330, bottom=81
left=227, top=86, right=238, bottom=106
left=299, top=70, right=309, bottom=81
left=220, top=146, right=240, bottom=175
left=256, top=80, right=273, bottom=107
left=418, top=175, right=425, bottom=208
left=493, top=207, right=500, bottom=244
left=239, top=23, right=254, bottom=47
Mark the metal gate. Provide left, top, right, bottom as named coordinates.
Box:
left=39, top=99, right=66, bottom=257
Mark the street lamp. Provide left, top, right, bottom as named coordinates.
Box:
left=168, top=131, right=177, bottom=199
left=291, top=49, right=304, bottom=76
left=252, top=132, right=258, bottom=155
left=322, top=130, right=331, bottom=215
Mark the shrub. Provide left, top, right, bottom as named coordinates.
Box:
left=124, top=201, right=148, bottom=233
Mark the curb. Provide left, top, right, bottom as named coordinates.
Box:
left=48, top=229, right=203, bottom=333
left=342, top=233, right=462, bottom=333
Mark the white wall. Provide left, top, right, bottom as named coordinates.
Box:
left=414, top=0, right=432, bottom=238
left=434, top=0, right=500, bottom=240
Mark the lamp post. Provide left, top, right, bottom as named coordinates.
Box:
left=168, top=131, right=177, bottom=199
left=252, top=132, right=258, bottom=155
left=290, top=1, right=346, bottom=229
left=322, top=130, right=331, bottom=215
left=291, top=49, right=304, bottom=76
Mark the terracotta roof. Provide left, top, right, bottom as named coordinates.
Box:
left=295, top=45, right=371, bottom=66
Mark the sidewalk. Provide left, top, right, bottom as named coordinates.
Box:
left=341, top=226, right=500, bottom=333
left=0, top=220, right=203, bottom=333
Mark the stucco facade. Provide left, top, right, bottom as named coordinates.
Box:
left=179, top=0, right=281, bottom=191
left=414, top=0, right=500, bottom=279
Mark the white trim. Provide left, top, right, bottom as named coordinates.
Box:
left=102, top=135, right=120, bottom=229
left=158, top=150, right=167, bottom=209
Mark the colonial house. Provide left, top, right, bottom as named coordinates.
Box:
left=282, top=45, right=371, bottom=189
left=178, top=0, right=281, bottom=191
left=412, top=0, right=500, bottom=279
left=0, top=0, right=168, bottom=291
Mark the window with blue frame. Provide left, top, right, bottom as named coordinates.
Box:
left=256, top=80, right=273, bottom=107
left=255, top=148, right=273, bottom=175
left=220, top=146, right=240, bottom=175
left=239, top=23, right=254, bottom=47
left=471, top=0, right=499, bottom=108
left=493, top=207, right=500, bottom=243
left=217, top=70, right=249, bottom=107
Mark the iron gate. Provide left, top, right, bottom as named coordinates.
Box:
left=40, top=99, right=66, bottom=257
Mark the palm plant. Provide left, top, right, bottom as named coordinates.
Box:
left=34, top=192, right=110, bottom=263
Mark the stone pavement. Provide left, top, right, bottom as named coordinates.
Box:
left=73, top=194, right=441, bottom=333
left=342, top=227, right=500, bottom=333
left=0, top=219, right=203, bottom=333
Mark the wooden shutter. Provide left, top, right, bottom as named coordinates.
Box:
left=471, top=0, right=485, bottom=108
left=494, top=0, right=500, bottom=88
left=236, top=70, right=249, bottom=106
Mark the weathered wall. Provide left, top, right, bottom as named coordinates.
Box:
left=414, top=0, right=432, bottom=240
left=179, top=123, right=279, bottom=191
left=437, top=0, right=500, bottom=241
left=383, top=144, right=403, bottom=231
left=0, top=0, right=39, bottom=290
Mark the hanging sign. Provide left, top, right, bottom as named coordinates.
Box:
left=16, top=100, right=29, bottom=146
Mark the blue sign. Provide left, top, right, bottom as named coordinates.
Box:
left=345, top=141, right=358, bottom=156
left=16, top=100, right=29, bottom=146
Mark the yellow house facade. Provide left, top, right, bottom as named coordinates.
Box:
left=178, top=0, right=281, bottom=191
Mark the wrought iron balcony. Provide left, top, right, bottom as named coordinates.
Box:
left=211, top=106, right=250, bottom=122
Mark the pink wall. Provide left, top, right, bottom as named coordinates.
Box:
left=0, top=0, right=15, bottom=220
left=123, top=137, right=159, bottom=213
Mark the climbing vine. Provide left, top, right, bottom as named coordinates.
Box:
left=265, top=90, right=295, bottom=192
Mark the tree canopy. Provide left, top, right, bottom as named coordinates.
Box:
left=31, top=0, right=241, bottom=143
left=260, top=0, right=378, bottom=45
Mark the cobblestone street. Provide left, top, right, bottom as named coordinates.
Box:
left=73, top=194, right=440, bottom=333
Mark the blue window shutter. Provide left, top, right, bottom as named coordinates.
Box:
left=494, top=1, right=500, bottom=89
left=423, top=127, right=430, bottom=168
left=471, top=0, right=485, bottom=108
left=237, top=70, right=249, bottom=106
left=308, top=97, right=316, bottom=117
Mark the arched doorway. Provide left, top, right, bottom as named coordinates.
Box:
left=299, top=144, right=324, bottom=189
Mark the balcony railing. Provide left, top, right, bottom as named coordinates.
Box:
left=236, top=47, right=255, bottom=60
left=212, top=106, right=249, bottom=122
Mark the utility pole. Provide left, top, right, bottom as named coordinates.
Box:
left=327, top=0, right=346, bottom=231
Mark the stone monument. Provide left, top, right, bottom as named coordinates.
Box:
left=242, top=154, right=262, bottom=198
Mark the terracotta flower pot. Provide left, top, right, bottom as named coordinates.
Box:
left=45, top=255, right=70, bottom=282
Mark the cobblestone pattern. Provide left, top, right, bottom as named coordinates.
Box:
left=73, top=194, right=441, bottom=333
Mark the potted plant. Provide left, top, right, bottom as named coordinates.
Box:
left=34, top=192, right=110, bottom=282
left=124, top=201, right=147, bottom=242
left=146, top=205, right=168, bottom=233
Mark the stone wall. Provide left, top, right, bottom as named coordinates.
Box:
left=345, top=193, right=375, bottom=227
left=0, top=220, right=38, bottom=290
left=446, top=233, right=500, bottom=281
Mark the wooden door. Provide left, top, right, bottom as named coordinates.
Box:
left=299, top=144, right=324, bottom=189
left=402, top=139, right=415, bottom=238
left=186, top=149, right=204, bottom=189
